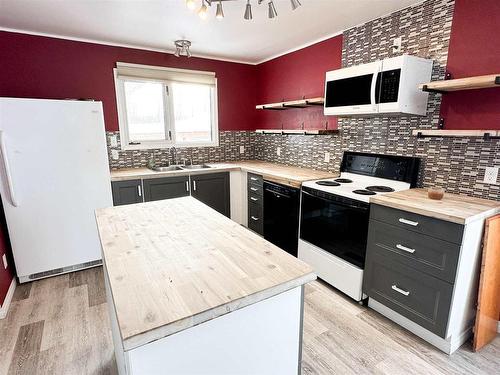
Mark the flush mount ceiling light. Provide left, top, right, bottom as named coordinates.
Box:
left=185, top=0, right=301, bottom=21
left=174, top=40, right=192, bottom=58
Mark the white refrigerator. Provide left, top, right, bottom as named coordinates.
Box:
left=0, top=98, right=113, bottom=282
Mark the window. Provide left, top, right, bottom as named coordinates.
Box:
left=114, top=63, right=218, bottom=149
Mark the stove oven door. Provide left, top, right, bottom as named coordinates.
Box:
left=300, top=188, right=370, bottom=269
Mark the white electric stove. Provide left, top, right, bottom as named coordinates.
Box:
left=298, top=152, right=420, bottom=301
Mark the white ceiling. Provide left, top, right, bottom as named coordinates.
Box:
left=0, top=0, right=423, bottom=64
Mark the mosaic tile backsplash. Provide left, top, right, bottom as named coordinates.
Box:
left=106, top=131, right=256, bottom=169
left=108, top=0, right=499, bottom=201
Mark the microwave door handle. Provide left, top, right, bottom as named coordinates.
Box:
left=370, top=63, right=381, bottom=109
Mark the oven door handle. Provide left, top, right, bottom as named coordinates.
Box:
left=301, top=190, right=369, bottom=211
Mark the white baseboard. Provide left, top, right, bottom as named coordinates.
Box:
left=497, top=321, right=500, bottom=333
left=0, top=277, right=16, bottom=319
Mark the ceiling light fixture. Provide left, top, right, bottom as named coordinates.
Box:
left=216, top=1, right=224, bottom=19
left=185, top=0, right=300, bottom=21
left=198, top=0, right=208, bottom=19
left=290, top=0, right=301, bottom=11
left=268, top=1, right=277, bottom=19
left=174, top=40, right=192, bottom=58
left=244, top=0, right=252, bottom=20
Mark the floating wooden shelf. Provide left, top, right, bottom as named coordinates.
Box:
left=412, top=129, right=500, bottom=139
left=419, top=74, right=500, bottom=93
left=256, top=97, right=324, bottom=110
left=255, top=129, right=338, bottom=135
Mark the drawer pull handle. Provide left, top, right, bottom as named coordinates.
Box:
left=250, top=187, right=258, bottom=191
left=250, top=197, right=259, bottom=201
left=399, top=218, right=419, bottom=226
left=396, top=244, right=416, bottom=254
left=392, top=285, right=410, bottom=296
left=251, top=216, right=259, bottom=221
left=250, top=177, right=259, bottom=181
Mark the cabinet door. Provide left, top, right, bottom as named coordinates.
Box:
left=143, top=176, right=190, bottom=202
left=111, top=179, right=143, bottom=206
left=191, top=172, right=230, bottom=217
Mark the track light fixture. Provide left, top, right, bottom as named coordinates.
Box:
left=174, top=40, right=192, bottom=58
left=198, top=0, right=208, bottom=19
left=216, top=0, right=224, bottom=19
left=290, top=0, right=301, bottom=11
left=185, top=0, right=302, bottom=21
left=268, top=1, right=277, bottom=19
left=244, top=0, right=252, bottom=20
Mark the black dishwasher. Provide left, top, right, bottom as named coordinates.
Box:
left=263, top=181, right=300, bottom=257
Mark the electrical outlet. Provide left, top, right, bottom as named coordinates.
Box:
left=2, top=254, right=7, bottom=269
left=239, top=145, right=245, bottom=154
left=324, top=152, right=330, bottom=163
left=393, top=37, right=402, bottom=52
left=483, top=166, right=499, bottom=184
left=277, top=147, right=281, bottom=156
left=111, top=150, right=119, bottom=160
left=109, top=135, right=118, bottom=147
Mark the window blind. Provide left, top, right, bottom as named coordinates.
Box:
left=115, top=62, right=216, bottom=85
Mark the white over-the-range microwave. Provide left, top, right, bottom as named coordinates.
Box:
left=324, top=55, right=433, bottom=116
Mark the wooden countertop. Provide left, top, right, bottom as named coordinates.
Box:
left=96, top=197, right=316, bottom=351
left=370, top=188, right=500, bottom=225
left=110, top=160, right=336, bottom=188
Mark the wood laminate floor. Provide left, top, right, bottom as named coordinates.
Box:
left=0, top=267, right=498, bottom=375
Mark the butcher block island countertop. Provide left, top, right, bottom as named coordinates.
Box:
left=95, top=196, right=316, bottom=352
left=110, top=160, right=336, bottom=188
left=370, top=188, right=500, bottom=224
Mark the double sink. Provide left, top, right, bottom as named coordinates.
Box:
left=149, top=164, right=212, bottom=172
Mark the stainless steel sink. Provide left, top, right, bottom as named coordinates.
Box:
left=150, top=165, right=184, bottom=172
left=180, top=164, right=212, bottom=170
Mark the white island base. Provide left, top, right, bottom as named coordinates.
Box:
left=106, top=273, right=305, bottom=375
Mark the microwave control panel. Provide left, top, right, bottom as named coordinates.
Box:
left=375, top=69, right=401, bottom=103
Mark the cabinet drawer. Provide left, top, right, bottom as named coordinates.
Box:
left=370, top=204, right=463, bottom=244
left=248, top=192, right=263, bottom=207
left=248, top=173, right=263, bottom=186
left=248, top=202, right=263, bottom=235
left=367, top=220, right=460, bottom=283
left=363, top=250, right=453, bottom=338
left=248, top=184, right=263, bottom=197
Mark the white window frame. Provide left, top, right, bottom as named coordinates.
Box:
left=114, top=65, right=219, bottom=150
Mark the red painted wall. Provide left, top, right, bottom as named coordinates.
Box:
left=255, top=35, right=343, bottom=130
left=0, top=31, right=258, bottom=132
left=439, top=0, right=500, bottom=130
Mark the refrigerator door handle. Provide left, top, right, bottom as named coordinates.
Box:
left=0, top=131, right=19, bottom=207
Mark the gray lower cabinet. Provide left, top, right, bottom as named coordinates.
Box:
left=191, top=172, right=230, bottom=217
left=247, top=173, right=263, bottom=235
left=364, top=203, right=465, bottom=339
left=111, top=179, right=143, bottom=206
left=143, top=176, right=190, bottom=202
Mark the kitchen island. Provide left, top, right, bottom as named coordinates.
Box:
left=95, top=196, right=316, bottom=375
